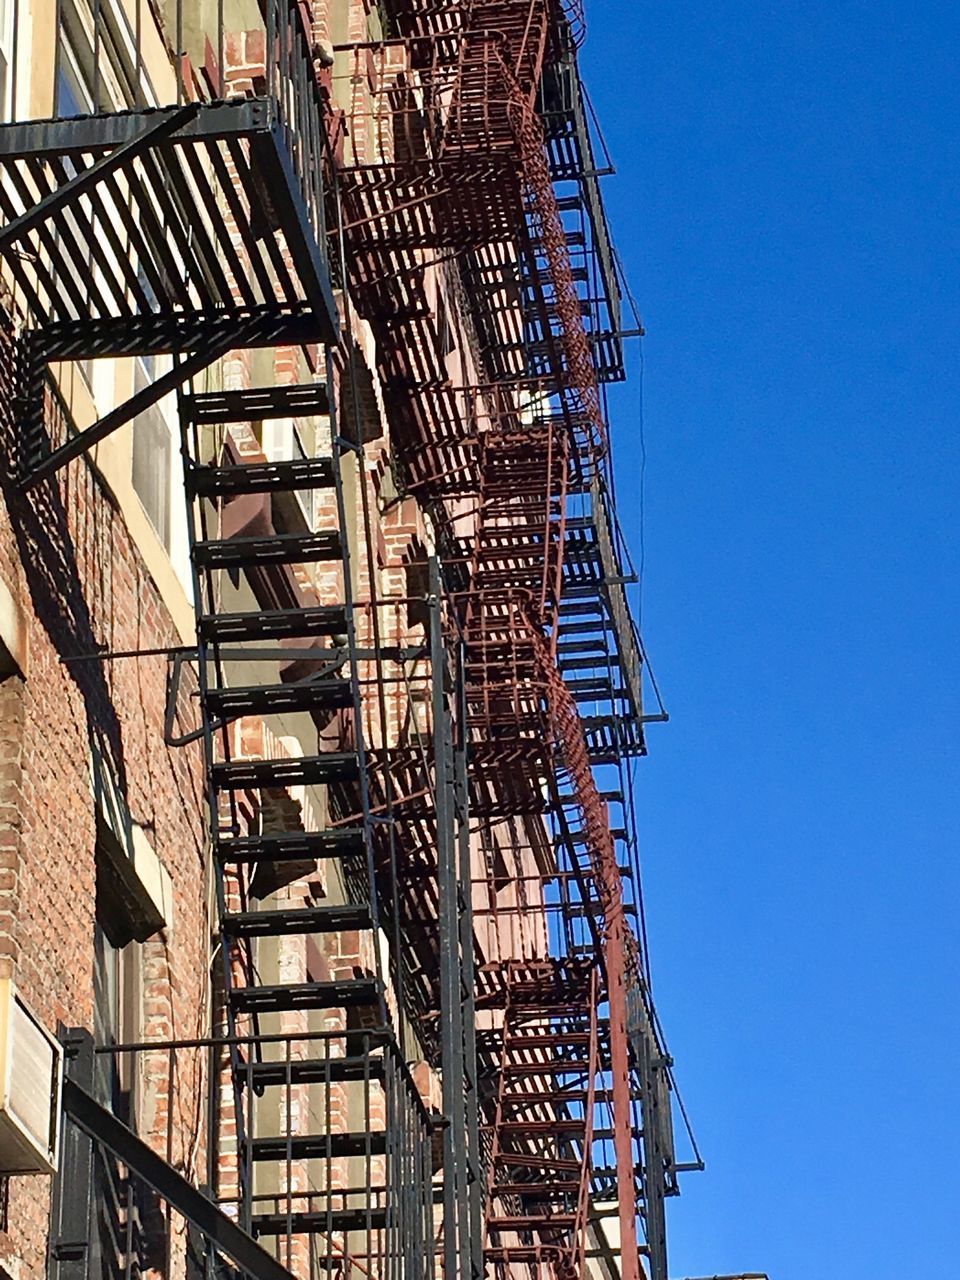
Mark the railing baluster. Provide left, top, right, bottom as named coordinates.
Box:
left=217, top=0, right=225, bottom=101
left=93, top=0, right=101, bottom=109
left=266, top=0, right=277, bottom=106
left=10, top=0, right=17, bottom=120
left=175, top=0, right=183, bottom=105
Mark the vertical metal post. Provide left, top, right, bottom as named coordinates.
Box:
left=217, top=0, right=225, bottom=100
left=48, top=1030, right=96, bottom=1280
left=175, top=0, right=184, bottom=105
left=10, top=0, right=18, bottom=121
left=455, top=630, right=484, bottom=1280
left=135, top=0, right=143, bottom=109
left=266, top=0, right=277, bottom=102
left=605, top=908, right=642, bottom=1280
left=431, top=556, right=464, bottom=1280
left=92, top=0, right=101, bottom=111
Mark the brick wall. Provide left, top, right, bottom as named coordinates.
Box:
left=0, top=325, right=208, bottom=1278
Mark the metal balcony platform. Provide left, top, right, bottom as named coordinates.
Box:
left=3, top=92, right=340, bottom=486
left=0, top=99, right=337, bottom=357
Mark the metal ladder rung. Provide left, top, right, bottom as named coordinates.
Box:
left=222, top=903, right=372, bottom=938
left=215, top=828, right=364, bottom=863
left=187, top=455, right=335, bottom=499
left=198, top=605, right=347, bottom=644
left=211, top=753, right=358, bottom=791
left=203, top=679, right=352, bottom=718
left=229, top=977, right=381, bottom=1015
left=193, top=530, right=342, bottom=570
left=181, top=383, right=329, bottom=425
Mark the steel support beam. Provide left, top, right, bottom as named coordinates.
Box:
left=22, top=337, right=236, bottom=489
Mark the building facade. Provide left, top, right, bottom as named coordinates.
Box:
left=0, top=2, right=687, bottom=1280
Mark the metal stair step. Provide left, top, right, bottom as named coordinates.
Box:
left=248, top=1130, right=387, bottom=1162
left=487, top=1214, right=577, bottom=1232
left=181, top=384, right=329, bottom=425
left=492, top=1180, right=581, bottom=1197
left=560, top=828, right=627, bottom=846
left=204, top=679, right=352, bottom=718
left=504, top=1032, right=592, bottom=1049
left=558, top=601, right=603, bottom=617
left=252, top=1206, right=387, bottom=1236
left=222, top=904, right=372, bottom=938
left=216, top=828, right=365, bottom=863
left=198, top=605, right=348, bottom=644
left=564, top=676, right=616, bottom=695
left=186, top=456, right=335, bottom=499
left=558, top=656, right=610, bottom=672
left=558, top=621, right=613, bottom=636
left=483, top=1119, right=586, bottom=1135
left=485, top=1246, right=574, bottom=1261
left=211, top=753, right=359, bottom=791
left=496, top=1154, right=582, bottom=1172
left=239, top=1053, right=386, bottom=1089
left=500, top=1089, right=597, bottom=1106
left=564, top=902, right=638, bottom=921
left=490, top=1060, right=589, bottom=1077
left=229, top=977, right=381, bottom=1015
left=193, top=530, right=342, bottom=570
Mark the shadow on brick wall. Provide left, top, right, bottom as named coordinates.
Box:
left=0, top=323, right=128, bottom=800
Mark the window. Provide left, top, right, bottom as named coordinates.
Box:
left=57, top=0, right=158, bottom=115
left=92, top=848, right=147, bottom=1280
left=436, top=287, right=456, bottom=360
left=0, top=0, right=14, bottom=121
left=132, top=359, right=173, bottom=549
left=93, top=836, right=144, bottom=1119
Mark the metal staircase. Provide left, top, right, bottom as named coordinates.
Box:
left=178, top=371, right=434, bottom=1274
left=481, top=960, right=599, bottom=1280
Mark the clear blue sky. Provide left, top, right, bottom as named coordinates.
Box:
left=582, top=3, right=960, bottom=1277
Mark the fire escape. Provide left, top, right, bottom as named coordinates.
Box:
left=0, top=0, right=694, bottom=1278
left=335, top=3, right=692, bottom=1280
left=0, top=1, right=456, bottom=1277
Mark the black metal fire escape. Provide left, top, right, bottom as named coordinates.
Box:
left=178, top=359, right=436, bottom=1266
left=0, top=0, right=337, bottom=490
left=0, top=2, right=465, bottom=1276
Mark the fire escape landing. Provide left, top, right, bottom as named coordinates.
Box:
left=0, top=6, right=337, bottom=488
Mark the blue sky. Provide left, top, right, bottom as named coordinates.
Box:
left=582, top=3, right=960, bottom=1277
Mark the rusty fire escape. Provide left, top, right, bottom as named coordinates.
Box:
left=0, top=0, right=694, bottom=1279
left=335, top=3, right=689, bottom=1280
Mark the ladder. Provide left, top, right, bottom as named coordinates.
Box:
left=177, top=359, right=433, bottom=1275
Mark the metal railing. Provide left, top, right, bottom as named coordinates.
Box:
left=53, top=1028, right=437, bottom=1280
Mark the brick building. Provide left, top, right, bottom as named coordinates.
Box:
left=0, top=2, right=689, bottom=1280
